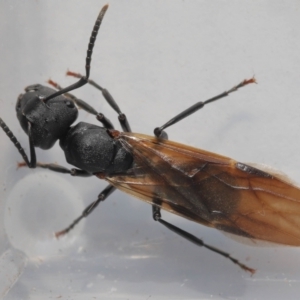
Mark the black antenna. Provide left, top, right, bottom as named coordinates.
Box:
left=44, top=4, right=109, bottom=102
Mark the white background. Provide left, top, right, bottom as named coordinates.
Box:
left=1, top=1, right=300, bottom=299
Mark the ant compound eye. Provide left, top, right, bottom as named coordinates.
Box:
left=65, top=100, right=75, bottom=108
left=16, top=94, right=23, bottom=111
left=25, top=84, right=40, bottom=92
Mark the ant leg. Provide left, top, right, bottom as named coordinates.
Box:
left=17, top=160, right=115, bottom=236
left=44, top=5, right=109, bottom=102
left=152, top=205, right=255, bottom=274
left=48, top=79, right=114, bottom=129
left=55, top=184, right=116, bottom=237
left=154, top=77, right=256, bottom=138
left=20, top=162, right=93, bottom=178
left=0, top=118, right=36, bottom=168
left=67, top=71, right=131, bottom=132
left=18, top=161, right=92, bottom=177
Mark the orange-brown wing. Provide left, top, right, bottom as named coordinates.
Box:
left=103, top=132, right=300, bottom=246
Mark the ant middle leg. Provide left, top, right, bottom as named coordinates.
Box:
left=154, top=77, right=256, bottom=138
left=55, top=184, right=116, bottom=237
left=17, top=160, right=116, bottom=237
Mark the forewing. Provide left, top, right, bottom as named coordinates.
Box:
left=103, top=132, right=300, bottom=246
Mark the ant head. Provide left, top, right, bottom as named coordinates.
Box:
left=16, top=84, right=78, bottom=149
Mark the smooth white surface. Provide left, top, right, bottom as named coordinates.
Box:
left=1, top=1, right=300, bottom=299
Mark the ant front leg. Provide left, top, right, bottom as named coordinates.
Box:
left=67, top=71, right=131, bottom=132
left=0, top=118, right=36, bottom=168
left=48, top=79, right=115, bottom=130
left=18, top=161, right=93, bottom=178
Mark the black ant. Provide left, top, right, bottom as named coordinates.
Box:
left=0, top=5, right=260, bottom=273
